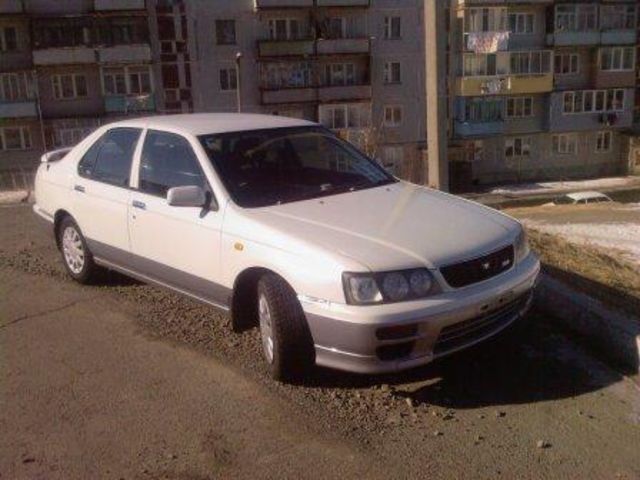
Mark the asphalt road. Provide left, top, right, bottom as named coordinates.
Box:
left=1, top=204, right=639, bottom=479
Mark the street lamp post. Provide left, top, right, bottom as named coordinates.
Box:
left=235, top=52, right=243, bottom=113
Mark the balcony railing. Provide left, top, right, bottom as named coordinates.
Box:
left=98, top=44, right=151, bottom=64
left=33, top=47, right=96, bottom=65
left=316, top=0, right=370, bottom=6
left=456, top=74, right=553, bottom=96
left=316, top=38, right=369, bottom=55
left=254, top=0, right=313, bottom=8
left=94, top=0, right=145, bottom=10
left=0, top=100, right=37, bottom=118
left=318, top=84, right=371, bottom=102
left=104, top=94, right=155, bottom=114
left=258, top=39, right=315, bottom=57
left=261, top=87, right=316, bottom=105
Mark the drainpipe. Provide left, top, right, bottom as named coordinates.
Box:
left=33, top=70, right=46, bottom=153
left=235, top=52, right=243, bottom=113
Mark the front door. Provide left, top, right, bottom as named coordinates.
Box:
left=127, top=129, right=227, bottom=307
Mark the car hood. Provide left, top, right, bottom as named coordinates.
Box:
left=248, top=182, right=520, bottom=271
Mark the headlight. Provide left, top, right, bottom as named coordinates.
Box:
left=343, top=269, right=437, bottom=305
left=515, top=228, right=530, bottom=263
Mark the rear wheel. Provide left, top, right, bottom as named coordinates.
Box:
left=57, top=216, right=98, bottom=284
left=257, top=274, right=315, bottom=383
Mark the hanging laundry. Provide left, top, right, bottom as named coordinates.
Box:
left=466, top=32, right=510, bottom=54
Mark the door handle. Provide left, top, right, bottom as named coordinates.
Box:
left=132, top=200, right=146, bottom=210
left=74, top=184, right=85, bottom=193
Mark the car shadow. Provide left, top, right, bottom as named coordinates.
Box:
left=302, top=307, right=626, bottom=409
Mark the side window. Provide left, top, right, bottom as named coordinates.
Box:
left=78, top=128, right=141, bottom=186
left=139, top=130, right=207, bottom=197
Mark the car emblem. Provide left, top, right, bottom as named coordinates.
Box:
left=482, top=261, right=491, bottom=270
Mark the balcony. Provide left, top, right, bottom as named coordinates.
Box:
left=0, top=0, right=23, bottom=13
left=104, top=94, right=155, bottom=114
left=254, top=0, right=313, bottom=7
left=261, top=87, right=316, bottom=105
left=98, top=44, right=151, bottom=64
left=318, top=84, right=371, bottom=102
left=0, top=100, right=37, bottom=118
left=457, top=0, right=551, bottom=4
left=548, top=89, right=635, bottom=132
left=258, top=39, right=315, bottom=57
left=33, top=46, right=95, bottom=65
left=94, top=0, right=145, bottom=9
left=547, top=31, right=600, bottom=46
left=316, top=38, right=369, bottom=55
left=456, top=74, right=553, bottom=96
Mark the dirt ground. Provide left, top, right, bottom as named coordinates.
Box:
left=1, top=204, right=640, bottom=480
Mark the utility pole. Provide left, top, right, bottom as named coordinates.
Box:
left=425, top=0, right=449, bottom=191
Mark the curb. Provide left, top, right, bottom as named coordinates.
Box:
left=535, top=272, right=640, bottom=377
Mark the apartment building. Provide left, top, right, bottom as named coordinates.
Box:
left=0, top=0, right=158, bottom=172
left=186, top=0, right=426, bottom=180
left=449, top=0, right=640, bottom=187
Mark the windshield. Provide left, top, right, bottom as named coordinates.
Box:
left=199, top=126, right=396, bottom=208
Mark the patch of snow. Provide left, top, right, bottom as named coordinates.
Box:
left=491, top=176, right=639, bottom=196
left=525, top=220, right=640, bottom=264
left=0, top=190, right=29, bottom=205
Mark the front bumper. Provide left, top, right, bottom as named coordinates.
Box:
left=302, top=252, right=540, bottom=374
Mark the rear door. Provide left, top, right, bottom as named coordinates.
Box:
left=127, top=129, right=227, bottom=306
left=72, top=127, right=142, bottom=256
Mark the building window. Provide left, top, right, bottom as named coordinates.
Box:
left=554, top=53, right=579, bottom=75
left=0, top=73, right=31, bottom=101
left=595, top=131, right=612, bottom=153
left=384, top=105, right=403, bottom=127
left=319, top=103, right=371, bottom=130
left=562, top=89, right=625, bottom=114
left=504, top=136, right=531, bottom=158
left=555, top=4, right=597, bottom=32
left=0, top=26, right=17, bottom=52
left=464, top=98, right=503, bottom=122
left=384, top=16, right=401, bottom=40
left=102, top=66, right=152, bottom=95
left=465, top=8, right=507, bottom=33
left=54, top=127, right=94, bottom=148
left=509, top=51, right=551, bottom=75
left=263, top=62, right=312, bottom=89
left=508, top=13, right=534, bottom=34
left=268, top=18, right=302, bottom=41
left=0, top=126, right=32, bottom=151
left=52, top=74, right=88, bottom=100
left=600, top=4, right=637, bottom=31
left=463, top=54, right=498, bottom=76
left=219, top=68, right=238, bottom=91
left=215, top=20, right=236, bottom=45
left=326, top=17, right=346, bottom=39
left=381, top=146, right=403, bottom=174
left=325, top=63, right=355, bottom=87
left=383, top=61, right=401, bottom=84
left=599, top=47, right=635, bottom=72
left=552, top=134, right=578, bottom=155
left=506, top=97, right=533, bottom=118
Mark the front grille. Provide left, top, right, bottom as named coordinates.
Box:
left=440, top=245, right=514, bottom=288
left=433, top=294, right=529, bottom=355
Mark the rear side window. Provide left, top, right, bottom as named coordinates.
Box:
left=139, top=130, right=207, bottom=197
left=78, top=128, right=141, bottom=186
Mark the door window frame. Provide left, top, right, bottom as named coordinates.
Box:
left=130, top=128, right=220, bottom=211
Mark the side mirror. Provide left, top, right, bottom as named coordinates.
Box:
left=167, top=185, right=206, bottom=208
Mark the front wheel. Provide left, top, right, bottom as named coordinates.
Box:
left=57, top=216, right=99, bottom=284
left=257, top=274, right=315, bottom=383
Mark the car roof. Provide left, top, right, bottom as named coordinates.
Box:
left=105, top=113, right=318, bottom=136
left=564, top=191, right=610, bottom=201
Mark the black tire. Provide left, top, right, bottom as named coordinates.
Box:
left=257, top=274, right=315, bottom=382
left=57, top=216, right=98, bottom=284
